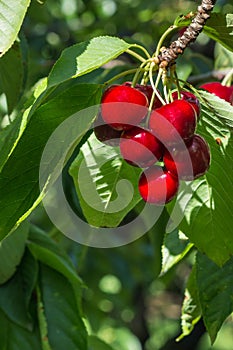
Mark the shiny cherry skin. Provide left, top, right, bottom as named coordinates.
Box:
left=138, top=165, right=179, bottom=205
left=101, top=85, right=148, bottom=130
left=94, top=113, right=122, bottom=146
left=163, top=134, right=211, bottom=181
left=149, top=100, right=197, bottom=146
left=172, top=91, right=201, bottom=119
left=124, top=82, right=163, bottom=109
left=120, top=126, right=164, bottom=168
left=200, top=82, right=233, bottom=103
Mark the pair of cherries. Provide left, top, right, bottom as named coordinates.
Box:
left=95, top=82, right=211, bottom=205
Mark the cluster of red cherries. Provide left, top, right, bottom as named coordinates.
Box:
left=94, top=80, right=231, bottom=205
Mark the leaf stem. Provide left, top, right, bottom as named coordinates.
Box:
left=126, top=49, right=147, bottom=63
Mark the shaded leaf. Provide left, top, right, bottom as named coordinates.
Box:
left=40, top=265, right=87, bottom=350
left=0, top=222, right=28, bottom=284
left=0, top=248, right=38, bottom=330
left=28, top=225, right=83, bottom=309
left=161, top=230, right=193, bottom=275
left=196, top=252, right=233, bottom=344
left=0, top=308, right=42, bottom=350
left=204, top=13, right=233, bottom=53
left=0, top=39, right=26, bottom=113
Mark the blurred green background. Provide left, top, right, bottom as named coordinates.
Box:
left=24, top=1, right=233, bottom=349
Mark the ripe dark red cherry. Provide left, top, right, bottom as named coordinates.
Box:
left=124, top=82, right=163, bottom=109
left=149, top=100, right=197, bottom=146
left=101, top=85, right=148, bottom=130
left=94, top=113, right=122, bottom=146
left=163, top=134, right=211, bottom=180
left=138, top=165, right=179, bottom=204
left=120, top=126, right=164, bottom=168
left=172, top=91, right=201, bottom=118
left=200, top=82, right=233, bottom=103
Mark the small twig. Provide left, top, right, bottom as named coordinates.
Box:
left=158, top=0, right=216, bottom=68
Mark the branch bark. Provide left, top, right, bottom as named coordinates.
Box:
left=158, top=0, right=217, bottom=68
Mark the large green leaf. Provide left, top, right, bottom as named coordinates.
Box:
left=0, top=308, right=42, bottom=350
left=168, top=98, right=233, bottom=266
left=0, top=0, right=31, bottom=56
left=196, top=252, right=233, bottom=344
left=0, top=84, right=102, bottom=240
left=0, top=222, right=28, bottom=284
left=40, top=265, right=87, bottom=350
left=48, top=36, right=133, bottom=87
left=69, top=132, right=142, bottom=227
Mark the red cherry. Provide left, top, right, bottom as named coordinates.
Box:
left=149, top=100, right=197, bottom=146
left=101, top=85, right=148, bottom=130
left=200, top=82, right=233, bottom=103
left=120, top=126, right=164, bottom=168
left=124, top=82, right=162, bottom=109
left=172, top=91, right=201, bottom=118
left=138, top=165, right=179, bottom=205
left=94, top=113, right=122, bottom=146
left=163, top=134, right=211, bottom=180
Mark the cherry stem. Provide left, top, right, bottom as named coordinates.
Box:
left=130, top=44, right=151, bottom=59
left=154, top=25, right=178, bottom=58
left=221, top=68, right=233, bottom=86
left=104, top=68, right=139, bottom=86
left=132, top=59, right=152, bottom=87
left=149, top=65, right=166, bottom=107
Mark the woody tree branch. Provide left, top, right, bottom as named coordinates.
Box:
left=158, top=0, right=217, bottom=68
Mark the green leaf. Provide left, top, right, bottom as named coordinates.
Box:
left=48, top=36, right=133, bottom=87
left=169, top=99, right=233, bottom=266
left=177, top=263, right=201, bottom=341
left=198, top=90, right=233, bottom=129
left=40, top=264, right=87, bottom=350
left=204, top=13, right=233, bottom=53
left=0, top=84, right=102, bottom=240
left=0, top=0, right=31, bottom=56
left=28, top=225, right=83, bottom=305
left=0, top=39, right=25, bottom=113
left=0, top=248, right=38, bottom=330
left=88, top=335, right=116, bottom=350
left=196, top=252, right=233, bottom=344
left=69, top=132, right=142, bottom=227
left=0, top=308, right=42, bottom=350
left=0, top=222, right=28, bottom=284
